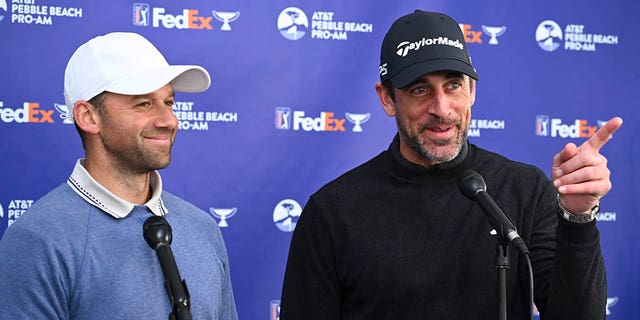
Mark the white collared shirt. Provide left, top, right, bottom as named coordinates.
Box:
left=66, top=159, right=168, bottom=218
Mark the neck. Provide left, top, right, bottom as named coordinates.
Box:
left=83, top=156, right=153, bottom=205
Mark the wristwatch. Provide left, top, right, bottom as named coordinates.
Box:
left=557, top=194, right=599, bottom=223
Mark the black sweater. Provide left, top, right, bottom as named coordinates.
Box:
left=281, top=136, right=606, bottom=320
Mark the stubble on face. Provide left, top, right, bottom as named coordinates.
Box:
left=396, top=110, right=468, bottom=165
left=98, top=101, right=176, bottom=175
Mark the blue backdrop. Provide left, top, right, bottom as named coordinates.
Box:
left=0, top=0, right=637, bottom=319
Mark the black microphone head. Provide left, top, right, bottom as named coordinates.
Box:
left=458, top=169, right=487, bottom=199
left=143, top=216, right=172, bottom=249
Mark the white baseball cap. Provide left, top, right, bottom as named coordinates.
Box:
left=63, top=32, right=211, bottom=117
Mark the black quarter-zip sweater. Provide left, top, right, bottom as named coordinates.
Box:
left=281, top=135, right=606, bottom=320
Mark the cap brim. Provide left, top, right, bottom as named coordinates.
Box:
left=390, top=58, right=479, bottom=88
left=103, top=65, right=211, bottom=96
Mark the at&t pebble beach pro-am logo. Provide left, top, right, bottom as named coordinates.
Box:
left=467, top=118, right=506, bottom=137
left=536, top=20, right=563, bottom=52
left=277, top=6, right=373, bottom=41
left=277, top=7, right=308, bottom=40
left=273, top=199, right=302, bottom=232
left=172, top=100, right=238, bottom=131
left=536, top=20, right=619, bottom=52
left=6, top=0, right=82, bottom=25
left=3, top=199, right=33, bottom=227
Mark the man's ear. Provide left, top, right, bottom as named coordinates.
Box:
left=73, top=101, right=101, bottom=134
left=375, top=82, right=396, bottom=117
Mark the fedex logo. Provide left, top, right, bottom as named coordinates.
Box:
left=133, top=4, right=213, bottom=30
left=536, top=115, right=600, bottom=138
left=153, top=8, right=213, bottom=29
left=0, top=101, right=54, bottom=123
left=293, top=111, right=345, bottom=131
left=459, top=24, right=483, bottom=43
left=276, top=108, right=366, bottom=132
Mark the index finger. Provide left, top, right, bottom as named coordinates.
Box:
left=581, top=116, right=623, bottom=152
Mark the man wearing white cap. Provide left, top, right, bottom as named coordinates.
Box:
left=0, top=32, right=238, bottom=319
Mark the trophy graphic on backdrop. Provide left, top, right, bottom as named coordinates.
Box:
left=212, top=11, right=240, bottom=31
left=345, top=113, right=371, bottom=132
left=209, top=207, right=237, bottom=227
left=54, top=103, right=75, bottom=124
left=606, top=297, right=619, bottom=315
left=0, top=0, right=7, bottom=22
left=481, top=25, right=507, bottom=45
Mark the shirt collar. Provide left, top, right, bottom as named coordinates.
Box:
left=66, top=159, right=168, bottom=218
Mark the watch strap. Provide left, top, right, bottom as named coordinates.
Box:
left=557, top=194, right=599, bottom=224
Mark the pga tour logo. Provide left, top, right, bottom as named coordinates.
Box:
left=535, top=115, right=550, bottom=136
left=133, top=3, right=150, bottom=26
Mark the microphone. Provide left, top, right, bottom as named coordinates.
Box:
left=143, top=216, right=192, bottom=320
left=457, top=170, right=530, bottom=255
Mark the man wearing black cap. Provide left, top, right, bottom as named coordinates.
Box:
left=281, top=10, right=622, bottom=319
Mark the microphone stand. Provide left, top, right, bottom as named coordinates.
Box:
left=496, top=238, right=509, bottom=320
left=159, top=246, right=191, bottom=320
left=458, top=170, right=534, bottom=320
left=143, top=216, right=192, bottom=320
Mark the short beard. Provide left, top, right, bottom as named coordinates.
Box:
left=397, top=118, right=467, bottom=164
left=100, top=108, right=174, bottom=174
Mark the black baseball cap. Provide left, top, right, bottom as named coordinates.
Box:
left=379, top=10, right=479, bottom=88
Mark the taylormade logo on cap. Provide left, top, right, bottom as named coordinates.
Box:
left=378, top=10, right=479, bottom=87
left=396, top=36, right=465, bottom=57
